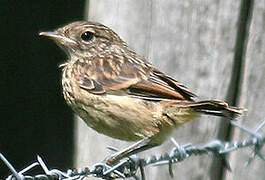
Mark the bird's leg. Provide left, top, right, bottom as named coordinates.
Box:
left=105, top=137, right=156, bottom=165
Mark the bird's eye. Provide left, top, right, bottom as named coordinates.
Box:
left=81, top=31, right=94, bottom=42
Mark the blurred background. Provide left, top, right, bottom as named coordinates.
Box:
left=0, top=0, right=85, bottom=177
left=1, top=0, right=265, bottom=179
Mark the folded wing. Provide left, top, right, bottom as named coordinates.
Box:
left=74, top=56, right=196, bottom=101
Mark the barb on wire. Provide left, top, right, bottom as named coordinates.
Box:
left=2, top=119, right=265, bottom=180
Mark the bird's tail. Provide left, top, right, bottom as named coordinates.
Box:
left=186, top=100, right=245, bottom=119
left=162, top=100, right=245, bottom=127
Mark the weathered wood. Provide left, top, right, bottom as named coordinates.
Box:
left=75, top=0, right=244, bottom=179
left=210, top=0, right=254, bottom=179
left=225, top=1, right=265, bottom=179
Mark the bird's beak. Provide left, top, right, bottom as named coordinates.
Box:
left=39, top=31, right=77, bottom=45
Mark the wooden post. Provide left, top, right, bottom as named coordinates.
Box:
left=74, top=0, right=265, bottom=179
left=225, top=1, right=265, bottom=179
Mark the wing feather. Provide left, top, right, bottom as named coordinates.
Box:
left=74, top=56, right=195, bottom=101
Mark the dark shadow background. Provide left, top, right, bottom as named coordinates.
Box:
left=0, top=0, right=85, bottom=177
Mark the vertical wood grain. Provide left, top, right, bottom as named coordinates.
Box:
left=211, top=0, right=254, bottom=179
left=74, top=0, right=248, bottom=179
left=225, top=1, right=265, bottom=179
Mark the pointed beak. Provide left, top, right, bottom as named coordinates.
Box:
left=39, top=31, right=77, bottom=45
left=39, top=31, right=61, bottom=38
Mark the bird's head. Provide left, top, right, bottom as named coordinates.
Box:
left=39, top=21, right=126, bottom=58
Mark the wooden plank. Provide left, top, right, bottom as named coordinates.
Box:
left=225, top=1, right=265, bottom=179
left=75, top=0, right=241, bottom=179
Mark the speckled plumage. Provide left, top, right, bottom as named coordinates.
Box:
left=40, top=21, right=244, bottom=164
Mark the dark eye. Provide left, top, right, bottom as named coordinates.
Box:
left=81, top=31, right=94, bottom=42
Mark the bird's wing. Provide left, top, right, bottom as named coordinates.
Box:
left=129, top=69, right=196, bottom=101
left=75, top=56, right=196, bottom=101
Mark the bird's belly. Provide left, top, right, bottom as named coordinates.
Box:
left=69, top=90, right=165, bottom=141
left=63, top=84, right=197, bottom=143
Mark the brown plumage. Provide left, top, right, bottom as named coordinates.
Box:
left=40, top=21, right=245, bottom=164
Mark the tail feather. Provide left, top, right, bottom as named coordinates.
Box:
left=189, top=100, right=246, bottom=119
left=170, top=100, right=246, bottom=119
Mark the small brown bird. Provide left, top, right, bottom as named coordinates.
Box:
left=40, top=21, right=244, bottom=164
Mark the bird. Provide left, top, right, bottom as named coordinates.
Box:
left=39, top=21, right=245, bottom=165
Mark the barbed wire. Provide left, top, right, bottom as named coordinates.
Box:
left=2, top=120, right=265, bottom=180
